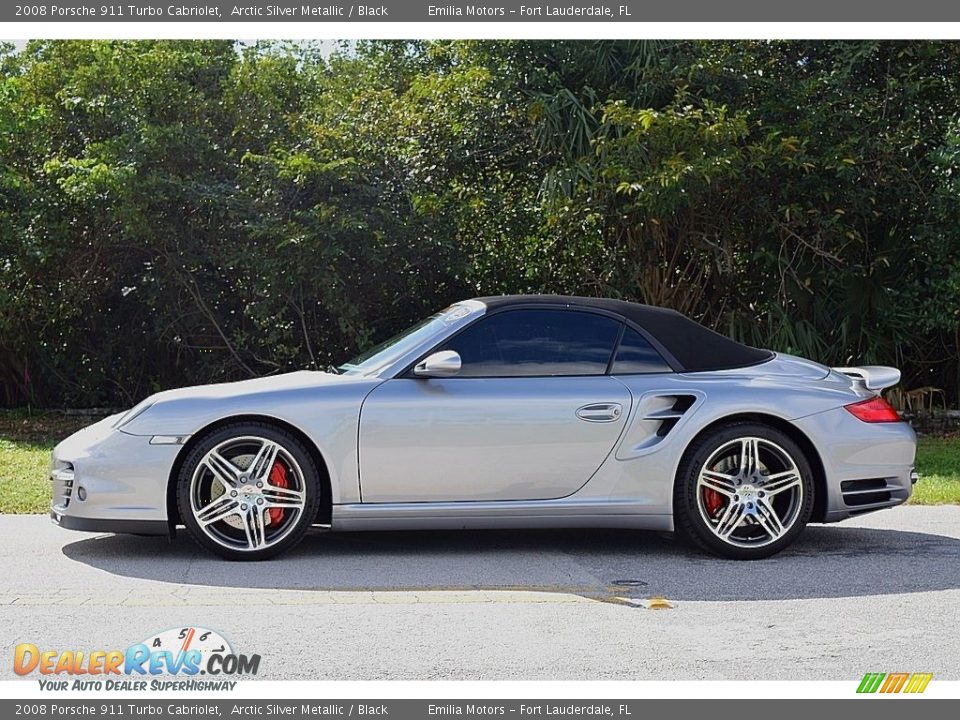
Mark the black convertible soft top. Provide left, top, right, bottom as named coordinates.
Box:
left=473, top=295, right=774, bottom=373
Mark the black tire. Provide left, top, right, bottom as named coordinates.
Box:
left=176, top=421, right=321, bottom=561
left=674, top=422, right=815, bottom=560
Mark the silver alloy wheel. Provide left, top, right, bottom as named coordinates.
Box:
left=189, top=435, right=307, bottom=552
left=695, top=436, right=804, bottom=549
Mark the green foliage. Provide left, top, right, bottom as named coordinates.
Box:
left=911, top=437, right=960, bottom=505
left=0, top=40, right=958, bottom=407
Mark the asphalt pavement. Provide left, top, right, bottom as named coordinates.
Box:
left=2, top=506, right=959, bottom=680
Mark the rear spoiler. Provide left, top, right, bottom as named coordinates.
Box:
left=833, top=366, right=901, bottom=392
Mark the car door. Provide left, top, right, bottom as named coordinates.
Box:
left=358, top=308, right=633, bottom=503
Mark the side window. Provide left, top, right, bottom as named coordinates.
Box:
left=441, top=309, right=621, bottom=378
left=611, top=328, right=672, bottom=374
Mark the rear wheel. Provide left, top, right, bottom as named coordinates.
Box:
left=674, top=422, right=814, bottom=559
left=176, top=422, right=320, bottom=561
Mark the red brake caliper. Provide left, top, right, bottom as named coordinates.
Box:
left=703, top=488, right=725, bottom=517
left=267, top=461, right=288, bottom=525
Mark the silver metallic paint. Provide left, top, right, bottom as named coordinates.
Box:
left=50, top=300, right=917, bottom=537
left=358, top=376, right=632, bottom=502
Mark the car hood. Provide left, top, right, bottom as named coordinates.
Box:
left=147, top=370, right=359, bottom=402
left=117, top=370, right=381, bottom=437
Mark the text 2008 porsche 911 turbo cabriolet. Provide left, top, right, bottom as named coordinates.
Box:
left=50, top=295, right=917, bottom=560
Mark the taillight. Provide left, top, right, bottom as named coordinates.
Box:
left=844, top=396, right=901, bottom=423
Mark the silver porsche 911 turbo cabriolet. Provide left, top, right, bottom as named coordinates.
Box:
left=51, top=295, right=917, bottom=560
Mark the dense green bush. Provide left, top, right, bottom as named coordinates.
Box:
left=1, top=40, right=958, bottom=408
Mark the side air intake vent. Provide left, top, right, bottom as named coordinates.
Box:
left=616, top=392, right=702, bottom=460
left=646, top=395, right=698, bottom=438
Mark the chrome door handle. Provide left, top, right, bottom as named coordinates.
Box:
left=576, top=402, right=623, bottom=422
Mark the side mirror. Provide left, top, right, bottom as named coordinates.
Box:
left=414, top=350, right=461, bottom=378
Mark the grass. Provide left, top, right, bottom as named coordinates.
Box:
left=0, top=411, right=102, bottom=514
left=0, top=438, right=55, bottom=513
left=911, top=436, right=960, bottom=504
left=0, top=412, right=957, bottom=514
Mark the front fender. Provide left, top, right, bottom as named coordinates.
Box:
left=120, top=378, right=381, bottom=505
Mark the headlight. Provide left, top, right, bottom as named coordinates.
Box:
left=112, top=399, right=156, bottom=429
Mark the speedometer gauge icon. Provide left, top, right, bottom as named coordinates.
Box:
left=140, top=626, right=233, bottom=669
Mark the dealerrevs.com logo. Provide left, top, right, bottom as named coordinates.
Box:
left=857, top=672, right=933, bottom=694
left=14, top=627, right=260, bottom=691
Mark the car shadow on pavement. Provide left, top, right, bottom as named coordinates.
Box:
left=61, top=522, right=960, bottom=603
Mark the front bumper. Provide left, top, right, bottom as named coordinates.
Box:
left=793, top=406, right=917, bottom=522
left=49, top=511, right=168, bottom=535
left=50, top=416, right=182, bottom=534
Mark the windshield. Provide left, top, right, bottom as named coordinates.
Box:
left=339, top=304, right=473, bottom=376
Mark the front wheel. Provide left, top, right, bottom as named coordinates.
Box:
left=176, top=422, right=321, bottom=561
left=674, top=423, right=815, bottom=560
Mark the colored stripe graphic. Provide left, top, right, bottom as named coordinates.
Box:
left=881, top=672, right=909, bottom=693
left=857, top=672, right=931, bottom=694
left=904, top=673, right=933, bottom=694
left=857, top=673, right=886, bottom=693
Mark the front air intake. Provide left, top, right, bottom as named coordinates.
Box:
left=51, top=464, right=75, bottom=509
